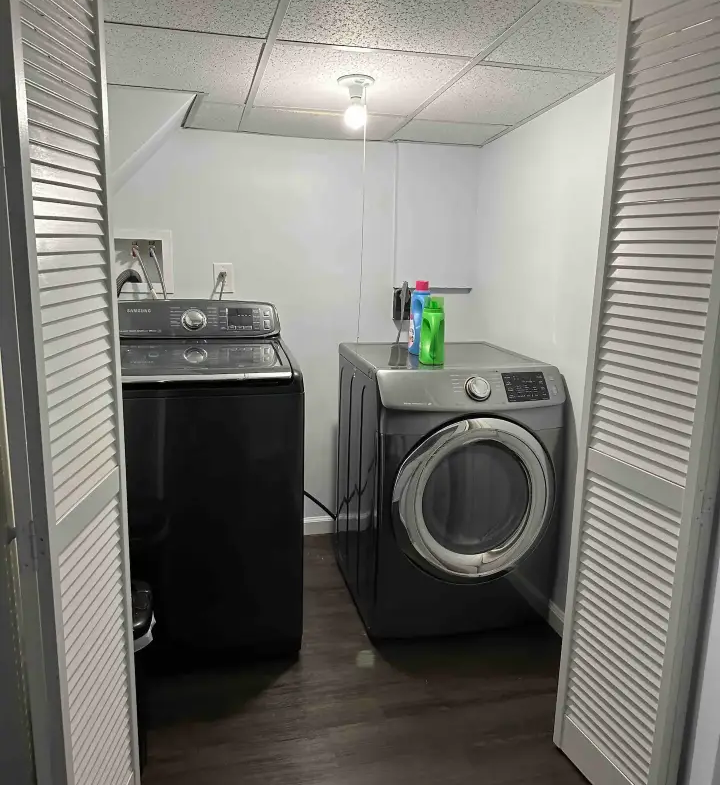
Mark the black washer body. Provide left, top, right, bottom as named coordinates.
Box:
left=120, top=299, right=304, bottom=659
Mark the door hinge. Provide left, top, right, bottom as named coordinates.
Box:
left=28, top=519, right=40, bottom=570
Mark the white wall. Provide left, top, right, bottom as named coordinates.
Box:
left=472, top=76, right=615, bottom=615
left=111, top=128, right=477, bottom=519
left=395, top=142, right=479, bottom=288
left=686, top=525, right=720, bottom=785
left=108, top=86, right=194, bottom=193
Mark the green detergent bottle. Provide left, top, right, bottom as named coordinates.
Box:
left=419, top=296, right=445, bottom=366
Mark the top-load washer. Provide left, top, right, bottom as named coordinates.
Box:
left=335, top=341, right=565, bottom=639
left=119, top=299, right=304, bottom=657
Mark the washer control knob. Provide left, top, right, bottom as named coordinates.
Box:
left=184, top=347, right=207, bottom=364
left=182, top=308, right=207, bottom=331
left=466, top=376, right=491, bottom=402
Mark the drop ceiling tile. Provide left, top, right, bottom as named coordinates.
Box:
left=243, top=107, right=401, bottom=141
left=487, top=1, right=621, bottom=73
left=255, top=42, right=466, bottom=115
left=105, top=25, right=262, bottom=103
left=419, top=65, right=595, bottom=125
left=104, top=0, right=278, bottom=37
left=393, top=120, right=508, bottom=146
left=188, top=101, right=244, bottom=131
left=279, top=0, right=538, bottom=57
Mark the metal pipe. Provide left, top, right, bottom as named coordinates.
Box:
left=396, top=280, right=409, bottom=344
left=131, top=243, right=158, bottom=299
left=148, top=242, right=168, bottom=299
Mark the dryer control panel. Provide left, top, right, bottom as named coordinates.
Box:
left=501, top=371, right=549, bottom=402
left=119, top=299, right=280, bottom=338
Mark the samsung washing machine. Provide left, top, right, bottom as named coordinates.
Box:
left=335, top=341, right=565, bottom=639
left=120, top=299, right=304, bottom=657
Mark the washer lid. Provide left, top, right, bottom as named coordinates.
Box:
left=393, top=417, right=554, bottom=579
left=120, top=339, right=293, bottom=383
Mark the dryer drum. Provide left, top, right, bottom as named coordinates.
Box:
left=393, top=417, right=554, bottom=579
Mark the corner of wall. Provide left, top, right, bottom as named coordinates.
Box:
left=109, top=86, right=195, bottom=194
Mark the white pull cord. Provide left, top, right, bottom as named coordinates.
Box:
left=355, top=88, right=368, bottom=344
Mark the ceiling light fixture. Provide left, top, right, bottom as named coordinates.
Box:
left=338, top=74, right=375, bottom=130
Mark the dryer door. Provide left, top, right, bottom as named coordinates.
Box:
left=393, top=417, right=554, bottom=579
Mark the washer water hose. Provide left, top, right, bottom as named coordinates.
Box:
left=116, top=268, right=142, bottom=296
left=148, top=243, right=168, bottom=299
left=131, top=242, right=158, bottom=299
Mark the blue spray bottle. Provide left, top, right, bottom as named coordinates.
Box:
left=408, top=280, right=430, bottom=356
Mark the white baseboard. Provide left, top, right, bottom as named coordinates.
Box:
left=304, top=515, right=334, bottom=535
left=508, top=571, right=565, bottom=636
left=548, top=600, right=565, bottom=636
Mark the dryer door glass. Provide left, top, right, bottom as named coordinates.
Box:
left=393, top=417, right=553, bottom=578
left=422, top=441, right=529, bottom=555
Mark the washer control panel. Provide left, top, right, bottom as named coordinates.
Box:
left=223, top=303, right=277, bottom=335
left=501, top=371, right=549, bottom=402
left=119, top=299, right=280, bottom=338
left=181, top=308, right=207, bottom=331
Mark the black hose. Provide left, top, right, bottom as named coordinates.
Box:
left=304, top=491, right=336, bottom=520
left=116, top=268, right=142, bottom=296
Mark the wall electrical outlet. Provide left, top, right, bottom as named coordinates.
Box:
left=213, top=263, right=234, bottom=294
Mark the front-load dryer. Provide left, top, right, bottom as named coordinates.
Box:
left=335, top=341, right=565, bottom=639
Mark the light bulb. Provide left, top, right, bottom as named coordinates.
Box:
left=344, top=98, right=367, bottom=130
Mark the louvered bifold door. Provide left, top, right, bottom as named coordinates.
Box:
left=0, top=1, right=139, bottom=784
left=554, top=2, right=720, bottom=785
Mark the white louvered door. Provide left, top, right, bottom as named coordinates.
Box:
left=555, top=2, right=720, bottom=785
left=0, top=1, right=139, bottom=784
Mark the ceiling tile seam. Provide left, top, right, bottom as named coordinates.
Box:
left=476, top=72, right=609, bottom=150
left=182, top=93, right=207, bottom=129
left=191, top=127, right=510, bottom=148
left=392, top=121, right=510, bottom=134
left=389, top=139, right=495, bottom=150
left=250, top=103, right=404, bottom=118
left=564, top=0, right=622, bottom=5
left=271, top=38, right=471, bottom=62
left=225, top=128, right=399, bottom=143
left=103, top=20, right=265, bottom=42
left=382, top=0, right=554, bottom=141
left=111, top=79, right=211, bottom=93
left=478, top=60, right=607, bottom=77
left=106, top=82, right=199, bottom=95
left=238, top=0, right=291, bottom=130
left=249, top=104, right=510, bottom=128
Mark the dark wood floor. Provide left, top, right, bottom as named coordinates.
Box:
left=141, top=535, right=586, bottom=784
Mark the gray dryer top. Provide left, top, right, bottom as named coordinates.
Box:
left=340, top=342, right=543, bottom=375
left=339, top=341, right=565, bottom=415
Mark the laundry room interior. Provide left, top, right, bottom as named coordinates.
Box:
left=106, top=0, right=617, bottom=771
left=7, top=0, right=720, bottom=784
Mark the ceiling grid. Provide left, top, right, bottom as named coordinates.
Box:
left=104, top=0, right=621, bottom=146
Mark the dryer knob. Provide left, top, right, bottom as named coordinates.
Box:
left=466, top=376, right=491, bottom=402
left=182, top=308, right=207, bottom=331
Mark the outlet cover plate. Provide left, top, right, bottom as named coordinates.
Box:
left=213, top=263, right=234, bottom=294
